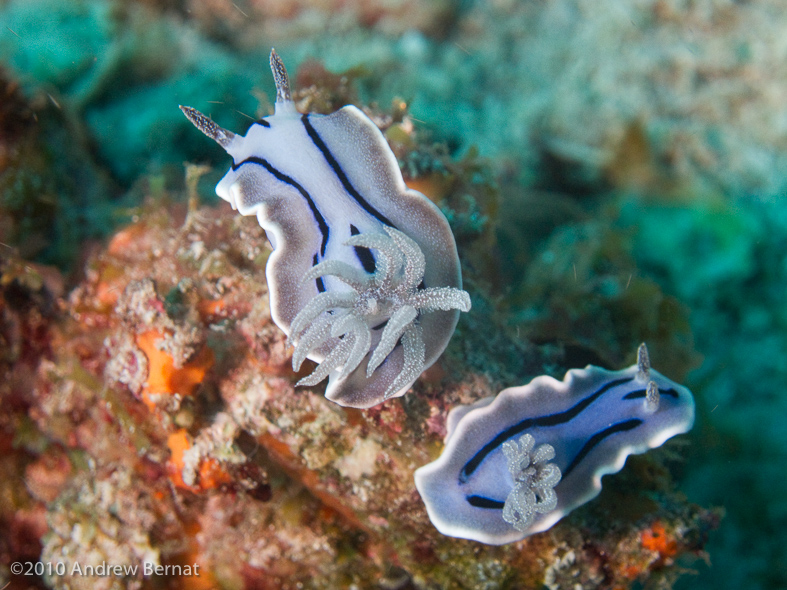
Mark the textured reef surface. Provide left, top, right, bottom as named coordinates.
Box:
left=2, top=0, right=786, bottom=588
left=0, top=196, right=716, bottom=590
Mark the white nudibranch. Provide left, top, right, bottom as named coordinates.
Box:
left=414, top=344, right=695, bottom=545
left=181, top=50, right=470, bottom=408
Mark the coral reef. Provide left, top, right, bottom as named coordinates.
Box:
left=0, top=194, right=715, bottom=589
left=0, top=66, right=115, bottom=267
left=5, top=0, right=787, bottom=201
left=0, top=250, right=65, bottom=590
left=186, top=0, right=457, bottom=42
left=14, top=0, right=787, bottom=585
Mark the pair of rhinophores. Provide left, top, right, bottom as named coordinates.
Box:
left=181, top=51, right=695, bottom=544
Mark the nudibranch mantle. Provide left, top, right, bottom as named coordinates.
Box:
left=181, top=50, right=469, bottom=409
left=414, top=345, right=695, bottom=545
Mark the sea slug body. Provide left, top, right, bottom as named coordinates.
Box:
left=414, top=344, right=695, bottom=544
left=181, top=50, right=469, bottom=408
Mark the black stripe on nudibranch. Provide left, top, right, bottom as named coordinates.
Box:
left=562, top=418, right=643, bottom=477
left=349, top=225, right=376, bottom=273
left=623, top=387, right=679, bottom=400
left=459, top=377, right=633, bottom=482
left=233, top=156, right=329, bottom=256
left=312, top=254, right=326, bottom=293
left=254, top=119, right=271, bottom=128
left=466, top=495, right=506, bottom=509
left=301, top=114, right=397, bottom=229
left=463, top=419, right=645, bottom=513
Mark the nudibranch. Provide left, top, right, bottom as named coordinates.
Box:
left=180, top=50, right=470, bottom=409
left=414, top=344, right=695, bottom=544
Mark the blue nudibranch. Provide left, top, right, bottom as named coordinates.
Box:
left=414, top=344, right=695, bottom=544
left=181, top=50, right=470, bottom=409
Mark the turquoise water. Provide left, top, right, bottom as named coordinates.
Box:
left=2, top=0, right=786, bottom=587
